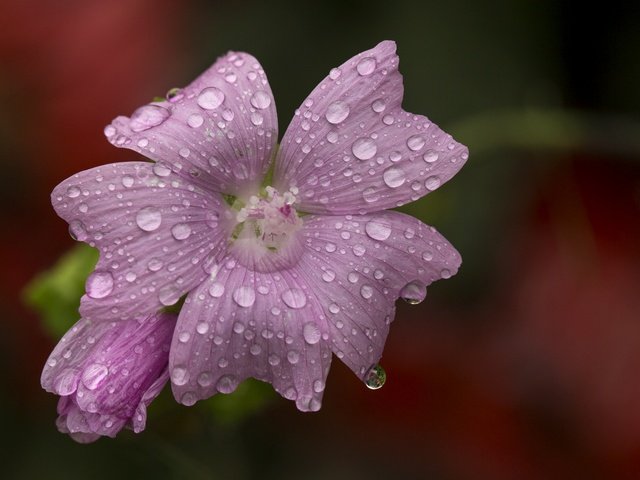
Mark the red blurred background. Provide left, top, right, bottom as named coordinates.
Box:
left=1, top=1, right=639, bottom=479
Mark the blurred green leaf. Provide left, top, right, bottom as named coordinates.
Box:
left=23, top=244, right=98, bottom=337
left=207, top=379, right=275, bottom=425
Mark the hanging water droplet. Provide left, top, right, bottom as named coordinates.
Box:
left=303, top=322, right=321, bottom=345
left=216, top=374, right=239, bottom=394
left=281, top=288, right=307, bottom=309
left=364, top=364, right=386, bottom=389
left=356, top=56, right=377, bottom=76
left=233, top=286, right=256, bottom=307
left=400, top=281, right=426, bottom=304
left=250, top=90, right=271, bottom=109
left=86, top=271, right=114, bottom=299
left=325, top=101, right=350, bottom=124
left=166, top=87, right=183, bottom=102
left=68, top=220, right=88, bottom=241
left=352, top=137, right=377, bottom=160
left=365, top=220, right=391, bottom=240
left=129, top=105, right=170, bottom=132
left=407, top=135, right=426, bottom=151
left=383, top=166, right=405, bottom=188
left=197, top=87, right=225, bottom=110
left=136, top=206, right=162, bottom=232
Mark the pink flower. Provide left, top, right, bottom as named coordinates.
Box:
left=51, top=41, right=467, bottom=413
left=41, top=312, right=175, bottom=442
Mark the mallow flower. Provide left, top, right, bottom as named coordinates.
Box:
left=41, top=312, right=175, bottom=442
left=50, top=40, right=467, bottom=413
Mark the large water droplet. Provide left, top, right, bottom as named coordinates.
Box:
left=129, top=105, right=170, bottom=132
left=159, top=285, right=181, bottom=306
left=383, top=166, right=405, bottom=188
left=424, top=175, right=441, bottom=191
left=197, top=87, right=225, bottom=110
left=250, top=90, right=272, bottom=110
left=407, top=135, right=425, bottom=151
left=233, top=286, right=256, bottom=307
left=81, top=363, right=109, bottom=390
left=281, top=288, right=307, bottom=309
left=325, top=101, right=350, bottom=124
left=136, top=207, right=162, bottom=232
left=400, top=281, right=426, bottom=304
left=303, top=322, right=321, bottom=345
left=85, top=271, right=114, bottom=298
left=365, top=220, right=391, bottom=240
left=171, top=223, right=192, bottom=240
left=356, top=57, right=377, bottom=76
left=352, top=137, right=377, bottom=160
left=216, top=374, right=239, bottom=393
left=364, top=364, right=386, bottom=389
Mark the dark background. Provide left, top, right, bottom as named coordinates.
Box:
left=1, top=0, right=639, bottom=478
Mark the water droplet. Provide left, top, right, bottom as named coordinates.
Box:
left=352, top=244, right=366, bottom=257
left=364, top=364, right=386, bottom=389
left=281, top=288, right=307, bottom=309
left=250, top=90, right=271, bottom=109
left=440, top=268, right=451, bottom=279
left=325, top=101, right=350, bottom=124
left=153, top=162, right=172, bottom=177
left=329, top=303, right=340, bottom=314
left=329, top=68, right=341, bottom=79
left=422, top=251, right=433, bottom=262
left=197, top=87, right=225, bottom=110
left=159, top=285, right=181, bottom=306
left=122, top=175, right=135, bottom=188
left=360, top=284, right=374, bottom=299
left=356, top=56, right=376, bottom=76
left=148, top=258, right=164, bottom=271
left=287, top=350, right=300, bottom=364
left=250, top=112, right=263, bottom=126
left=216, top=374, right=239, bottom=393
left=171, top=223, right=192, bottom=240
left=303, top=322, right=321, bottom=345
left=187, top=113, right=204, bottom=128
left=365, top=220, right=391, bottom=241
left=209, top=282, right=225, bottom=298
left=404, top=227, right=416, bottom=239
left=268, top=354, right=280, bottom=366
left=424, top=175, right=441, bottom=191
left=178, top=331, right=191, bottom=343
left=137, top=138, right=149, bottom=148
left=363, top=187, right=379, bottom=203
left=224, top=72, right=237, bottom=83
left=352, top=137, right=377, bottom=160
left=171, top=366, right=189, bottom=386
left=81, top=363, right=108, bottom=390
left=104, top=125, right=116, bottom=138
left=136, top=206, right=162, bottom=232
left=371, top=99, right=386, bottom=112
left=129, top=105, right=170, bottom=132
left=85, top=271, right=114, bottom=298
left=68, top=220, right=88, bottom=241
left=233, top=322, right=245, bottom=334
left=233, top=286, right=256, bottom=307
left=66, top=186, right=80, bottom=198
left=179, top=147, right=190, bottom=158
left=196, top=322, right=209, bottom=335
left=125, top=272, right=137, bottom=283
left=322, top=270, right=336, bottom=282
left=166, top=87, right=183, bottom=102
left=423, top=150, right=439, bottom=163
left=407, top=135, right=425, bottom=151
left=383, top=166, right=405, bottom=188
left=400, top=281, right=426, bottom=304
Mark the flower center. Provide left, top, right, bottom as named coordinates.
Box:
left=229, top=186, right=303, bottom=272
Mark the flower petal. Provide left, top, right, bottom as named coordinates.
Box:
left=298, top=211, right=461, bottom=378
left=51, top=162, right=232, bottom=321
left=275, top=40, right=468, bottom=214
left=169, top=258, right=331, bottom=412
left=104, top=51, right=278, bottom=196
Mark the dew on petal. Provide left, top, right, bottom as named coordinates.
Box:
left=171, top=366, right=189, bottom=386
left=360, top=284, right=374, bottom=299
left=322, top=270, right=336, bottom=282
left=197, top=87, right=225, bottom=110
left=423, top=150, right=439, bottom=163
left=233, top=286, right=256, bottom=307
left=407, top=135, right=426, bottom=151
left=281, top=288, right=307, bottom=309
left=356, top=56, right=376, bottom=76
left=81, top=363, right=108, bottom=390
left=187, top=113, right=204, bottom=128
left=365, top=220, right=391, bottom=241
left=209, top=282, right=225, bottom=298
left=171, top=223, right=192, bottom=240
left=216, top=374, right=239, bottom=394
left=364, top=364, right=386, bottom=389
left=382, top=166, right=405, bottom=188
left=129, top=105, right=170, bottom=132
left=400, top=281, right=426, bottom=304
left=68, top=220, right=88, bottom=241
left=136, top=207, right=162, bottom=232
left=371, top=99, right=386, bottom=113
left=425, top=175, right=441, bottom=191
left=158, top=285, right=181, bottom=306
left=85, top=271, right=114, bottom=299
left=352, top=137, right=377, bottom=160
left=303, top=322, right=321, bottom=345
left=250, top=90, right=271, bottom=109
left=325, top=101, right=350, bottom=124
left=122, top=175, right=135, bottom=188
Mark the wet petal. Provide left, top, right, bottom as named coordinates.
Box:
left=275, top=40, right=468, bottom=214
left=104, top=51, right=278, bottom=196
left=51, top=162, right=232, bottom=321
left=169, top=257, right=331, bottom=412
left=298, top=211, right=461, bottom=378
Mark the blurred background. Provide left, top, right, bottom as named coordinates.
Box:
left=1, top=0, right=639, bottom=478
